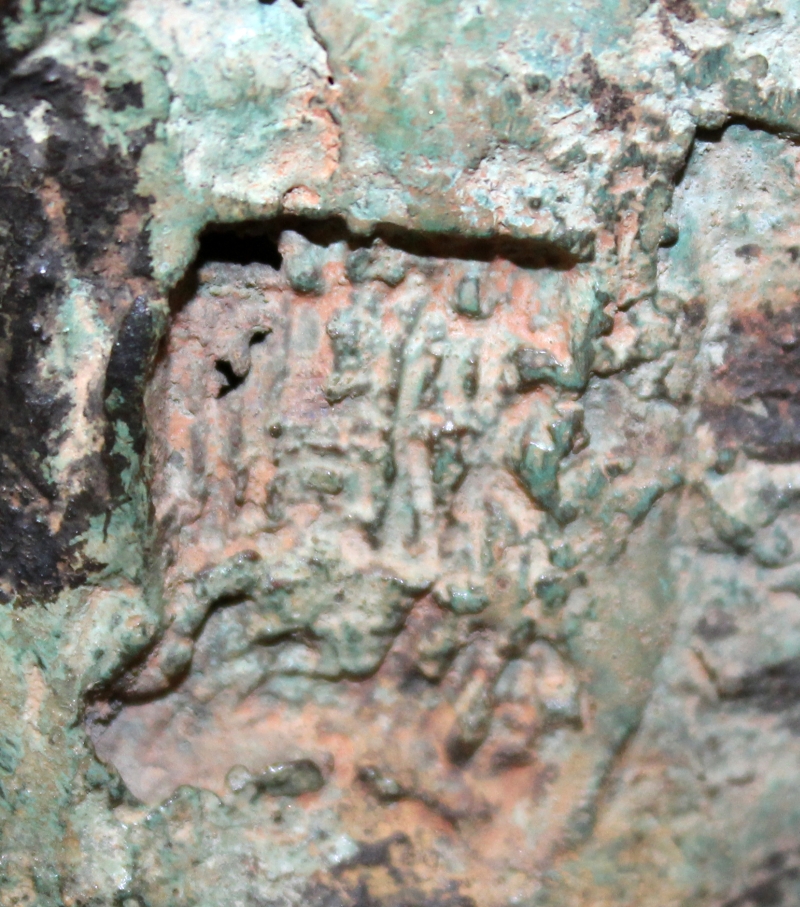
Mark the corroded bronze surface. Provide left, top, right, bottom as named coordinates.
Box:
left=3, top=2, right=800, bottom=905
left=93, top=231, right=680, bottom=901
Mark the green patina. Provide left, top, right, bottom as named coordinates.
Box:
left=3, top=0, right=800, bottom=904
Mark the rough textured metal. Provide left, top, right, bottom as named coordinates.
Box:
left=2, top=1, right=800, bottom=905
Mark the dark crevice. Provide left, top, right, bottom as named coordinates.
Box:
left=694, top=115, right=800, bottom=147
left=721, top=656, right=800, bottom=714
left=196, top=226, right=283, bottom=269
left=332, top=833, right=411, bottom=876
left=671, top=136, right=694, bottom=188
left=190, top=214, right=584, bottom=281
left=212, top=324, right=271, bottom=399
left=253, top=626, right=320, bottom=650
left=376, top=224, right=584, bottom=269
left=215, top=359, right=247, bottom=398
left=100, top=627, right=204, bottom=708
left=675, top=116, right=800, bottom=190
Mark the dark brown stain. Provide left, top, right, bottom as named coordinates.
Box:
left=661, top=0, right=697, bottom=23
left=721, top=849, right=800, bottom=907
left=304, top=880, right=476, bottom=907
left=735, top=244, right=763, bottom=262
left=656, top=6, right=689, bottom=54
left=103, top=295, right=157, bottom=499
left=683, top=297, right=707, bottom=328
left=581, top=55, right=635, bottom=130
left=695, top=608, right=738, bottom=642
left=106, top=80, right=144, bottom=112
left=0, top=58, right=157, bottom=603
left=703, top=303, right=800, bottom=463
